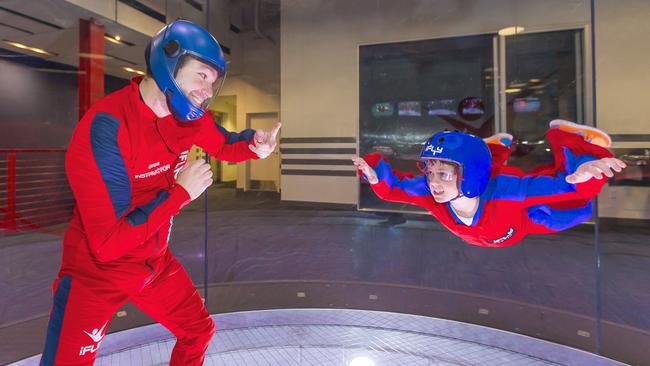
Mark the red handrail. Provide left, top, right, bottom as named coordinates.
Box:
left=4, top=152, right=16, bottom=231
left=0, top=148, right=67, bottom=153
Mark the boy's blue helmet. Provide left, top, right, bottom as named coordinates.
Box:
left=147, top=20, right=227, bottom=122
left=420, top=131, right=492, bottom=198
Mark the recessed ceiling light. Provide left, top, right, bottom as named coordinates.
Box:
left=5, top=41, right=28, bottom=49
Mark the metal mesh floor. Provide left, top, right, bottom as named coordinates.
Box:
left=98, top=325, right=555, bottom=366
left=13, top=309, right=624, bottom=366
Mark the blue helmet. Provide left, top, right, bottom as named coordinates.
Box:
left=419, top=131, right=492, bottom=198
left=147, top=20, right=227, bottom=121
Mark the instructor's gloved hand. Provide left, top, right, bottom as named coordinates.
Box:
left=249, top=122, right=281, bottom=159
left=175, top=160, right=214, bottom=200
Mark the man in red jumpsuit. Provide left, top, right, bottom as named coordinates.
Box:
left=352, top=121, right=626, bottom=247
left=40, top=20, right=280, bottom=365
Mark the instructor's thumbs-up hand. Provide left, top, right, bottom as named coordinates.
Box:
left=249, top=122, right=281, bottom=159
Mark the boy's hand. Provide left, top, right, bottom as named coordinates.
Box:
left=352, top=156, right=379, bottom=184
left=566, top=157, right=627, bottom=184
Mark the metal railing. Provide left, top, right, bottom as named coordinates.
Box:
left=0, top=148, right=73, bottom=233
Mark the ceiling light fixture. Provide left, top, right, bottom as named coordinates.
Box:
left=104, top=34, right=122, bottom=45
left=3, top=40, right=57, bottom=56
left=498, top=26, right=525, bottom=36
left=123, top=67, right=145, bottom=75
left=79, top=52, right=112, bottom=60
left=103, top=34, right=135, bottom=46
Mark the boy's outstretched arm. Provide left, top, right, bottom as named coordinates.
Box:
left=352, top=154, right=431, bottom=206
left=351, top=156, right=378, bottom=184
left=492, top=154, right=627, bottom=207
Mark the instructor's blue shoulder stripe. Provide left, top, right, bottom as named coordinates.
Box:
left=216, top=123, right=256, bottom=144
left=90, top=112, right=131, bottom=218
left=40, top=275, right=72, bottom=366
left=126, top=190, right=170, bottom=226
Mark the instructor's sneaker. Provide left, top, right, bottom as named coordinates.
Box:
left=483, top=133, right=514, bottom=148
left=549, top=119, right=612, bottom=148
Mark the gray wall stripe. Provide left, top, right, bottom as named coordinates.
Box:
left=282, top=169, right=357, bottom=177
left=282, top=137, right=356, bottom=143
left=611, top=134, right=650, bottom=142
left=282, top=159, right=352, bottom=165
left=280, top=148, right=357, bottom=154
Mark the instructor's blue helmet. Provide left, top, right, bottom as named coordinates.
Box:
left=419, top=131, right=492, bottom=198
left=147, top=20, right=227, bottom=122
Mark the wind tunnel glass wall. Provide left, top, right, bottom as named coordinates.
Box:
left=209, top=0, right=608, bottom=363
left=593, top=1, right=650, bottom=365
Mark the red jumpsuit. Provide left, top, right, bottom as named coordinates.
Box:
left=365, top=129, right=613, bottom=247
left=41, top=77, right=257, bottom=365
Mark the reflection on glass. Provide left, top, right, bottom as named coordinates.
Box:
left=457, top=96, right=485, bottom=120
left=397, top=101, right=421, bottom=116
left=359, top=34, right=495, bottom=211
left=371, top=102, right=394, bottom=117
left=506, top=29, right=584, bottom=171
left=610, top=148, right=650, bottom=186
left=513, top=97, right=541, bottom=113
left=424, top=99, right=455, bottom=116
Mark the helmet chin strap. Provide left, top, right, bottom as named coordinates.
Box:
left=449, top=178, right=464, bottom=202
left=449, top=192, right=464, bottom=202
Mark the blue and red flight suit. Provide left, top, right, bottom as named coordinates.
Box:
left=365, top=129, right=613, bottom=247
left=41, top=77, right=257, bottom=365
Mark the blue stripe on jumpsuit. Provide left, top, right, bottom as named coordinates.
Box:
left=40, top=276, right=72, bottom=365
left=90, top=112, right=131, bottom=218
